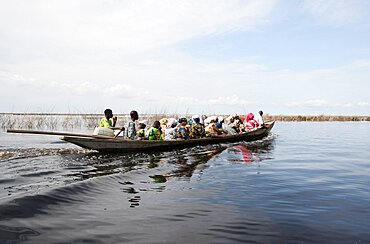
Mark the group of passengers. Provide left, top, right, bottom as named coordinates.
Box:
left=98, top=109, right=265, bottom=141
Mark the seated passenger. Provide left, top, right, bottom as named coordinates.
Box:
left=205, top=122, right=221, bottom=137
left=99, top=109, right=123, bottom=130
left=174, top=117, right=189, bottom=140
left=224, top=115, right=237, bottom=134
left=146, top=121, right=163, bottom=140
left=189, top=115, right=206, bottom=139
left=217, top=116, right=228, bottom=134
left=245, top=113, right=260, bottom=131
left=159, top=118, right=168, bottom=138
left=215, top=122, right=225, bottom=135
left=203, top=115, right=217, bottom=126
left=136, top=120, right=147, bottom=140
left=200, top=115, right=207, bottom=125
left=165, top=118, right=178, bottom=140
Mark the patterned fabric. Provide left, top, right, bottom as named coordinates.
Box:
left=245, top=113, right=259, bottom=131
left=174, top=126, right=188, bottom=140
left=147, top=127, right=163, bottom=140
left=136, top=128, right=145, bottom=138
left=99, top=117, right=112, bottom=128
left=189, top=122, right=205, bottom=139
left=205, top=123, right=219, bottom=136
left=125, top=121, right=136, bottom=139
left=245, top=120, right=259, bottom=130
left=165, top=128, right=177, bottom=140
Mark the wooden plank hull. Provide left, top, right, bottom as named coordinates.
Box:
left=61, top=121, right=275, bottom=153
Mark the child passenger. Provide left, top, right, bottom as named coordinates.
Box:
left=125, top=110, right=139, bottom=139
left=147, top=121, right=163, bottom=140
left=136, top=120, right=147, bottom=140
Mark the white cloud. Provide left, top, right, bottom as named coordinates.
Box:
left=304, top=99, right=328, bottom=107
left=0, top=0, right=277, bottom=59
left=0, top=70, right=36, bottom=86
left=358, top=102, right=369, bottom=107
left=103, top=84, right=133, bottom=98
left=208, top=95, right=251, bottom=106
left=302, top=0, right=370, bottom=25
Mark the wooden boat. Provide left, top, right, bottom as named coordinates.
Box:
left=8, top=121, right=275, bottom=153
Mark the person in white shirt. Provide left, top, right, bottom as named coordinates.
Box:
left=165, top=118, right=178, bottom=140
left=255, top=110, right=265, bottom=127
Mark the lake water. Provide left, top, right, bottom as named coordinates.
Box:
left=0, top=122, right=369, bottom=243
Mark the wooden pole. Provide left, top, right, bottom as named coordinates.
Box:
left=6, top=129, right=115, bottom=139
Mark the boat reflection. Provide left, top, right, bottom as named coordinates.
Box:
left=227, top=139, right=275, bottom=165
left=59, top=139, right=275, bottom=207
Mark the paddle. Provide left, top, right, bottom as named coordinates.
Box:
left=114, top=127, right=125, bottom=138
left=7, top=129, right=114, bottom=139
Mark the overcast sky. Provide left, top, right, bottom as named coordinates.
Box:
left=1, top=0, right=370, bottom=115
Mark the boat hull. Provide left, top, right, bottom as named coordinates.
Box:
left=61, top=121, right=275, bottom=153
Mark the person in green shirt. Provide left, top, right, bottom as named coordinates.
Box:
left=99, top=109, right=124, bottom=130
left=147, top=121, right=163, bottom=140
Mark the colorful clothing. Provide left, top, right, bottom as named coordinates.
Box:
left=205, top=123, right=219, bottom=136
left=245, top=113, right=260, bottom=131
left=99, top=117, right=112, bottom=128
left=147, top=127, right=163, bottom=140
left=189, top=122, right=205, bottom=139
left=174, top=126, right=188, bottom=140
left=165, top=128, right=177, bottom=140
left=125, top=120, right=136, bottom=139
left=136, top=129, right=145, bottom=138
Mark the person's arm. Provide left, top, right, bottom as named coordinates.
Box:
left=112, top=116, right=117, bottom=127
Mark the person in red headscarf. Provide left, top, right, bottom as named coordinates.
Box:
left=245, top=113, right=260, bottom=131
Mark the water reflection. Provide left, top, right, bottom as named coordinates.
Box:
left=0, top=138, right=275, bottom=207
left=227, top=139, right=275, bottom=165
left=165, top=146, right=227, bottom=179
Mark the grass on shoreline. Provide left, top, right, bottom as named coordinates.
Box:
left=0, top=113, right=369, bottom=131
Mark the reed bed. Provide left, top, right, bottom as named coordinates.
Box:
left=0, top=113, right=369, bottom=131
left=264, top=115, right=370, bottom=122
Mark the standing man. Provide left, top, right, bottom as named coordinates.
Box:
left=125, top=110, right=139, bottom=139
left=255, top=110, right=265, bottom=128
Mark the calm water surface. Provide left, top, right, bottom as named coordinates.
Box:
left=0, top=122, right=369, bottom=243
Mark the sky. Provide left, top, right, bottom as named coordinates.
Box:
left=1, top=0, right=370, bottom=115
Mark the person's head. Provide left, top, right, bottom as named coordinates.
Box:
left=210, top=116, right=218, bottom=123
left=216, top=122, right=222, bottom=130
left=167, top=118, right=177, bottom=128
left=178, top=117, right=187, bottom=126
left=138, top=122, right=146, bottom=129
left=192, top=115, right=200, bottom=124
left=104, top=109, right=113, bottom=119
left=130, top=110, right=139, bottom=121
left=218, top=116, right=224, bottom=124
left=169, top=118, right=178, bottom=128
left=259, top=110, right=263, bottom=116
left=159, top=118, right=168, bottom=126
left=153, top=120, right=161, bottom=129
left=247, top=113, right=254, bottom=121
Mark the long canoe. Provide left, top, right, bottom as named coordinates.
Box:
left=60, top=121, right=275, bottom=153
